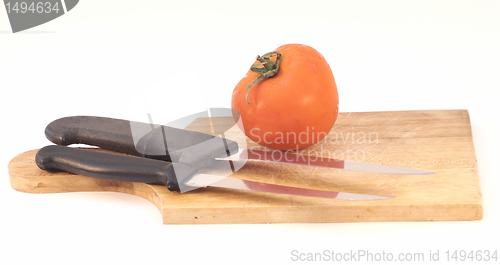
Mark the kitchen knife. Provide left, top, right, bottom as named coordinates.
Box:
left=44, top=115, right=432, bottom=175
left=35, top=145, right=389, bottom=200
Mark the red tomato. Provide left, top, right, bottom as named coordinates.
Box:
left=232, top=44, right=339, bottom=150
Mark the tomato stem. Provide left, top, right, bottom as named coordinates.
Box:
left=245, top=51, right=282, bottom=103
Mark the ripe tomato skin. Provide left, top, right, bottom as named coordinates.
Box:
left=232, top=44, right=339, bottom=150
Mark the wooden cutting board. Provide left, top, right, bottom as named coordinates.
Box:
left=8, top=110, right=482, bottom=224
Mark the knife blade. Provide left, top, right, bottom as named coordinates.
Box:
left=186, top=174, right=389, bottom=200
left=217, top=148, right=433, bottom=175
left=164, top=108, right=432, bottom=175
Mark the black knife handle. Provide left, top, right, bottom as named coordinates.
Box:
left=45, top=116, right=144, bottom=156
left=35, top=145, right=199, bottom=192
left=44, top=116, right=239, bottom=165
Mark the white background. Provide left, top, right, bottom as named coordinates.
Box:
left=1, top=1, right=499, bottom=264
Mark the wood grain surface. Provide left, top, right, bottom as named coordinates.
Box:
left=9, top=110, right=482, bottom=224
